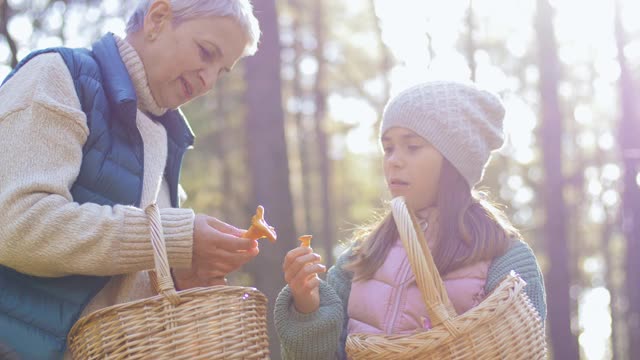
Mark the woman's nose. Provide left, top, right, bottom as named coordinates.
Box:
left=200, top=66, right=220, bottom=93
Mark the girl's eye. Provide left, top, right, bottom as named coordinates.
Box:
left=383, top=147, right=393, bottom=155
left=199, top=45, right=213, bottom=62
left=408, top=144, right=421, bottom=152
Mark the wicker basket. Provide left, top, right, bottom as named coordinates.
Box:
left=346, top=197, right=547, bottom=359
left=67, top=204, right=269, bottom=359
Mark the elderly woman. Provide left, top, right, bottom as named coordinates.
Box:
left=0, top=1, right=261, bottom=359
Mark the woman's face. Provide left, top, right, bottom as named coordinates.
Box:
left=137, top=0, right=248, bottom=109
left=382, top=127, right=444, bottom=211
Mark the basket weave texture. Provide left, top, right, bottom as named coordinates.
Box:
left=346, top=197, right=546, bottom=359
left=67, top=204, right=270, bottom=359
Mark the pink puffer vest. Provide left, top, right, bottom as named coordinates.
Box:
left=347, top=237, right=490, bottom=335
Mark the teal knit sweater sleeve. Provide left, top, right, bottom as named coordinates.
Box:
left=329, top=251, right=354, bottom=360
left=485, top=240, right=547, bottom=322
left=274, top=250, right=353, bottom=360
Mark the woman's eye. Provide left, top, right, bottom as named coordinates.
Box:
left=408, top=145, right=421, bottom=152
left=383, top=147, right=393, bottom=155
left=199, top=45, right=213, bottom=62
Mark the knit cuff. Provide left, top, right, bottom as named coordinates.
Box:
left=117, top=207, right=193, bottom=273
left=117, top=207, right=156, bottom=272
left=288, top=301, right=324, bottom=322
left=160, top=207, right=194, bottom=269
left=275, top=282, right=343, bottom=360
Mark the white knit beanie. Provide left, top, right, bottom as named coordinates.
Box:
left=380, top=81, right=505, bottom=187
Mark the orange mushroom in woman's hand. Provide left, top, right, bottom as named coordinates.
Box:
left=299, top=235, right=312, bottom=248
left=243, top=205, right=277, bottom=243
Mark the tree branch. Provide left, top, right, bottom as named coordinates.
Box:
left=0, top=0, right=18, bottom=67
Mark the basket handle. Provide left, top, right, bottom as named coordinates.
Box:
left=390, top=197, right=459, bottom=333
left=145, top=203, right=181, bottom=306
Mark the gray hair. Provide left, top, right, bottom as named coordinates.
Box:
left=125, top=0, right=260, bottom=56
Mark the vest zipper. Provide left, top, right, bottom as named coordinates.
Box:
left=386, top=253, right=414, bottom=334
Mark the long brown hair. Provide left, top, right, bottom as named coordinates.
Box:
left=346, top=159, right=518, bottom=280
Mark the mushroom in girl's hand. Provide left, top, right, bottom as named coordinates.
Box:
left=298, top=235, right=312, bottom=248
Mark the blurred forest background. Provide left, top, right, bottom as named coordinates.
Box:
left=2, top=0, right=640, bottom=359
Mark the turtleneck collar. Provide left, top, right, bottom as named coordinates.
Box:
left=113, top=35, right=167, bottom=117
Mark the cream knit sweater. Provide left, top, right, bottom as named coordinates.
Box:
left=0, top=36, right=195, bottom=344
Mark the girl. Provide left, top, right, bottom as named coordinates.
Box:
left=275, top=81, right=546, bottom=359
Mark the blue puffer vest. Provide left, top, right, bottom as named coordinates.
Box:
left=0, top=33, right=194, bottom=359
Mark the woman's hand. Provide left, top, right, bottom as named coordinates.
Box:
left=283, top=246, right=326, bottom=314
left=174, top=214, right=259, bottom=289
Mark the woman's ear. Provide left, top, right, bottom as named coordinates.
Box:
left=143, top=0, right=173, bottom=41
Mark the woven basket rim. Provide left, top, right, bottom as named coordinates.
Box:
left=70, top=285, right=266, bottom=328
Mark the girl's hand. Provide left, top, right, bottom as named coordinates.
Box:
left=283, top=246, right=326, bottom=314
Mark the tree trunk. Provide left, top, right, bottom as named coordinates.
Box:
left=244, top=1, right=296, bottom=358
left=369, top=0, right=392, bottom=106
left=289, top=0, right=314, bottom=240
left=214, top=80, right=233, bottom=218
left=615, top=0, right=640, bottom=357
left=602, top=214, right=620, bottom=360
left=466, top=0, right=477, bottom=81
left=535, top=0, right=579, bottom=358
left=0, top=0, right=18, bottom=67
left=312, top=0, right=334, bottom=265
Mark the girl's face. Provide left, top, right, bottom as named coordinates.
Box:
left=382, top=127, right=444, bottom=211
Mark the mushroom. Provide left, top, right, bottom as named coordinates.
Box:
left=243, top=205, right=277, bottom=243
left=298, top=235, right=312, bottom=248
